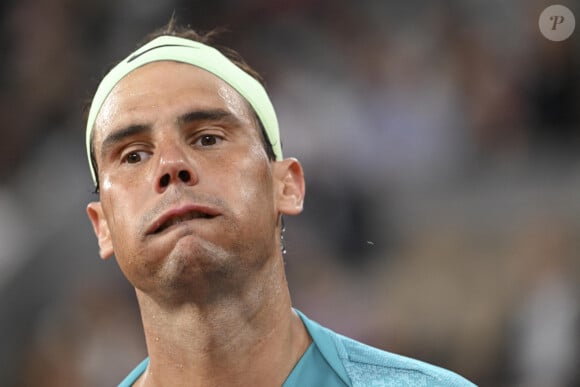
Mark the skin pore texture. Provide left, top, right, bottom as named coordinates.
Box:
left=86, top=61, right=309, bottom=386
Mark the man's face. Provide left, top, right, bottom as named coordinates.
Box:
left=87, top=61, right=304, bottom=301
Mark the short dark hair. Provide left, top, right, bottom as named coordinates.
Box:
left=85, top=19, right=276, bottom=193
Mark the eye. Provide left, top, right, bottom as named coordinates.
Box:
left=123, top=150, right=150, bottom=164
left=196, top=134, right=222, bottom=147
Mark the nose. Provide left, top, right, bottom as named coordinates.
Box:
left=155, top=145, right=198, bottom=192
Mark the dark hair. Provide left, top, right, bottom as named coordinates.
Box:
left=85, top=19, right=276, bottom=193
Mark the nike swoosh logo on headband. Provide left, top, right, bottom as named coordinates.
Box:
left=127, top=44, right=199, bottom=63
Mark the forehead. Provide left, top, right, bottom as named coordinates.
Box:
left=93, top=61, right=252, bottom=145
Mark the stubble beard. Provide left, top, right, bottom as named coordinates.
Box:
left=145, top=228, right=275, bottom=309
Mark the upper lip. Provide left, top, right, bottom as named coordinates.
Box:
left=146, top=204, right=220, bottom=235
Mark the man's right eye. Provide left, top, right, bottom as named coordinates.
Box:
left=123, top=151, right=148, bottom=164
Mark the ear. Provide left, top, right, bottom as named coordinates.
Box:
left=273, top=158, right=305, bottom=216
left=86, top=201, right=114, bottom=260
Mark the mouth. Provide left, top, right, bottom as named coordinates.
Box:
left=148, top=206, right=219, bottom=235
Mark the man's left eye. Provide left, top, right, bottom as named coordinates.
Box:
left=197, top=135, right=221, bottom=146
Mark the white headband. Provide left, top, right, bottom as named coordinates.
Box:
left=85, top=35, right=282, bottom=185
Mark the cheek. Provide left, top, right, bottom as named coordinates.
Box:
left=100, top=185, right=138, bottom=245
left=102, top=164, right=155, bottom=193
left=235, top=155, right=276, bottom=221
left=101, top=175, right=113, bottom=191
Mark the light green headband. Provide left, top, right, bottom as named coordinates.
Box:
left=86, top=35, right=282, bottom=185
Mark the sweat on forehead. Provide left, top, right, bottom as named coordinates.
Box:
left=85, top=35, right=282, bottom=185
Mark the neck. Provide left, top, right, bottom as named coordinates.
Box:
left=134, top=256, right=311, bottom=387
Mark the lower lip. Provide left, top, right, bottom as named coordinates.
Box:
left=152, top=217, right=216, bottom=236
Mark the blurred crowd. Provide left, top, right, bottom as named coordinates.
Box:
left=1, top=0, right=579, bottom=386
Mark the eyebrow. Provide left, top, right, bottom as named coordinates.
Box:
left=100, top=124, right=151, bottom=160
left=177, top=108, right=241, bottom=126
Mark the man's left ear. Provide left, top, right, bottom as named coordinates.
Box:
left=273, top=158, right=305, bottom=215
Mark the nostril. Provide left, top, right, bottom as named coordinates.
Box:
left=158, top=171, right=191, bottom=188
left=160, top=174, right=170, bottom=187
left=178, top=170, right=190, bottom=182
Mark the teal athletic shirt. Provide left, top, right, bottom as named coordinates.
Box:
left=118, top=310, right=476, bottom=386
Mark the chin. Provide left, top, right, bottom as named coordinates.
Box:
left=163, top=238, right=238, bottom=278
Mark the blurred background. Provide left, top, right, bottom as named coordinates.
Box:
left=1, top=0, right=580, bottom=385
